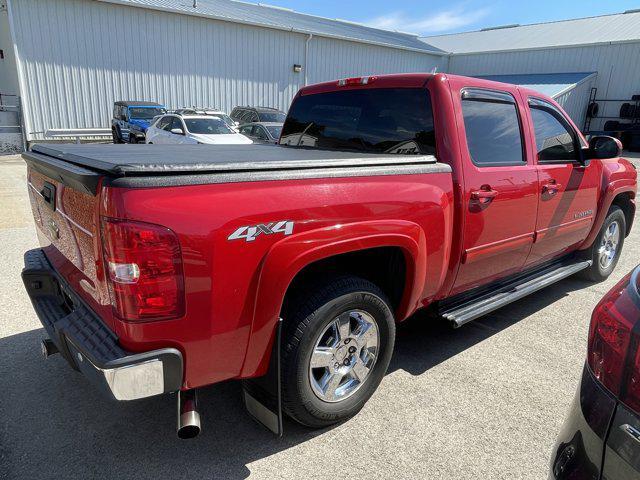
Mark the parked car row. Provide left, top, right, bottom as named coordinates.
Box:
left=146, top=114, right=251, bottom=145
left=111, top=100, right=286, bottom=145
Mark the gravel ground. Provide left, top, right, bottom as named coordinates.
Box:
left=0, top=152, right=638, bottom=480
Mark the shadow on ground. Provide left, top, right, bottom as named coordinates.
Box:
left=0, top=275, right=590, bottom=479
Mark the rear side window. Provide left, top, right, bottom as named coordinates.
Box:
left=461, top=89, right=524, bottom=166
left=529, top=101, right=579, bottom=162
left=280, top=88, right=436, bottom=155
left=259, top=111, right=286, bottom=122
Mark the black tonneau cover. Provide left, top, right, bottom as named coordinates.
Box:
left=24, top=143, right=448, bottom=195
left=29, top=143, right=437, bottom=175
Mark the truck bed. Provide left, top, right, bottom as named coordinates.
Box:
left=24, top=143, right=448, bottom=194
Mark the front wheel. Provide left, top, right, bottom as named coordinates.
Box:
left=112, top=127, right=122, bottom=144
left=281, top=276, right=395, bottom=428
left=580, top=206, right=626, bottom=282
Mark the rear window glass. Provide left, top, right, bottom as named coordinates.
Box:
left=259, top=111, right=286, bottom=122
left=280, top=88, right=436, bottom=155
left=129, top=107, right=166, bottom=119
left=461, top=95, right=524, bottom=166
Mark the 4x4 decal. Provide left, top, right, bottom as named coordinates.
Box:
left=228, top=221, right=294, bottom=242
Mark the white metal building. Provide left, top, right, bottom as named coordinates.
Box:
left=424, top=10, right=640, bottom=131
left=2, top=2, right=640, bottom=154
left=0, top=0, right=446, bottom=151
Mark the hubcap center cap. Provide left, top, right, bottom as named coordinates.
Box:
left=335, top=344, right=349, bottom=361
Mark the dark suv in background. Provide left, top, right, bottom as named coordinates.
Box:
left=551, top=265, right=640, bottom=479
left=112, top=101, right=166, bottom=143
left=230, top=106, right=286, bottom=124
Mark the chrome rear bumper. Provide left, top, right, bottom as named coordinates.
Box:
left=22, top=248, right=183, bottom=401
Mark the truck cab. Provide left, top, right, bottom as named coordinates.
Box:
left=111, top=101, right=166, bottom=144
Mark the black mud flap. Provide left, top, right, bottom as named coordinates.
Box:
left=242, top=318, right=283, bottom=436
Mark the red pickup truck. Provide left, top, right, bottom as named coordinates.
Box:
left=22, top=73, right=636, bottom=437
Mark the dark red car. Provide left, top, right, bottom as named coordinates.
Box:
left=22, top=73, right=636, bottom=437
left=551, top=265, right=640, bottom=479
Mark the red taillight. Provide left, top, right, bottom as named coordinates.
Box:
left=337, top=76, right=377, bottom=87
left=587, top=269, right=640, bottom=413
left=101, top=217, right=185, bottom=322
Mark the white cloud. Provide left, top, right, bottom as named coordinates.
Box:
left=363, top=6, right=490, bottom=35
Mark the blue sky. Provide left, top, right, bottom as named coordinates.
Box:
left=254, top=1, right=640, bottom=36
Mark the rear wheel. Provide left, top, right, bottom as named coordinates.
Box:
left=129, top=132, right=138, bottom=144
left=281, top=276, right=395, bottom=428
left=580, top=206, right=626, bottom=282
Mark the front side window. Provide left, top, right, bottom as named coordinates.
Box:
left=155, top=116, right=171, bottom=130
left=254, top=126, right=268, bottom=140
left=161, top=116, right=176, bottom=131
left=529, top=101, right=579, bottom=162
left=266, top=125, right=282, bottom=139
left=461, top=89, right=524, bottom=166
left=280, top=88, right=436, bottom=155
left=170, top=117, right=185, bottom=133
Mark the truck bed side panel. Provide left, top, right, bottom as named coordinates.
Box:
left=102, top=170, right=453, bottom=388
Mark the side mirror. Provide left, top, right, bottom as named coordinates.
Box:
left=584, top=135, right=623, bottom=160
left=170, top=128, right=184, bottom=135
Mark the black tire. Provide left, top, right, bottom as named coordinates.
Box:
left=112, top=127, right=122, bottom=144
left=580, top=206, right=626, bottom=282
left=603, top=120, right=620, bottom=132
left=129, top=132, right=138, bottom=144
left=281, top=276, right=395, bottom=428
left=620, top=103, right=631, bottom=119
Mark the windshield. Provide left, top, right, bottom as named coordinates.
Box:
left=216, top=114, right=236, bottom=128
left=184, top=118, right=234, bottom=135
left=280, top=88, right=436, bottom=155
left=259, top=112, right=286, bottom=122
left=129, top=107, right=166, bottom=119
left=266, top=126, right=282, bottom=139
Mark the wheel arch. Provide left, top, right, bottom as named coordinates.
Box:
left=580, top=183, right=636, bottom=250
left=240, top=220, right=428, bottom=378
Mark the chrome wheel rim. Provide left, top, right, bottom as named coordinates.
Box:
left=598, top=220, right=620, bottom=270
left=309, top=310, right=380, bottom=403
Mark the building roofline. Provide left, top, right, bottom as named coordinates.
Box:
left=96, top=0, right=447, bottom=56
left=446, top=38, right=640, bottom=57
left=422, top=10, right=639, bottom=40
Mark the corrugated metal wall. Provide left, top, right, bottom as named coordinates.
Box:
left=9, top=0, right=442, bottom=141
left=554, top=75, right=597, bottom=129
left=307, top=37, right=447, bottom=84
left=449, top=42, right=640, bottom=130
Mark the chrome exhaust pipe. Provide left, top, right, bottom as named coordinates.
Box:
left=177, top=389, right=201, bottom=439
left=41, top=338, right=59, bottom=358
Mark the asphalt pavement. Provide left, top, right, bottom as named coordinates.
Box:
left=0, top=152, right=638, bottom=479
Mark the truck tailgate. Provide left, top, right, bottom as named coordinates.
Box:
left=26, top=161, right=112, bottom=329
